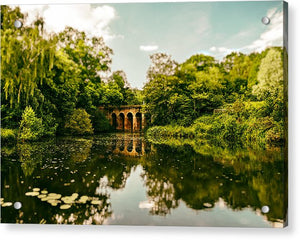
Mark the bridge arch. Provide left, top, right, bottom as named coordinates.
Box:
left=136, top=112, right=142, bottom=131
left=126, top=112, right=133, bottom=131
left=119, top=113, right=125, bottom=130
left=99, top=105, right=148, bottom=132
left=112, top=113, right=117, bottom=129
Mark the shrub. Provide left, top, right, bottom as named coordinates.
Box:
left=244, top=117, right=275, bottom=146
left=65, top=109, right=93, bottom=135
left=19, top=106, right=44, bottom=141
left=1, top=128, right=17, bottom=144
left=221, top=115, right=246, bottom=142
left=42, top=113, right=58, bottom=137
left=91, top=109, right=111, bottom=133
left=146, top=104, right=284, bottom=147
left=265, top=121, right=283, bottom=144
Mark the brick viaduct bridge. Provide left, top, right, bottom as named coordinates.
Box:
left=99, top=105, right=148, bottom=132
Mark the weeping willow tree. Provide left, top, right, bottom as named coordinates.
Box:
left=1, top=6, right=56, bottom=108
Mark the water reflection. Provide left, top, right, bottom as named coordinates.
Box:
left=1, top=133, right=286, bottom=227
left=110, top=134, right=150, bottom=157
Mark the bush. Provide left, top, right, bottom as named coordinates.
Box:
left=65, top=109, right=93, bottom=135
left=19, top=106, right=44, bottom=141
left=1, top=128, right=17, bottom=144
left=91, top=109, right=111, bottom=133
left=146, top=101, right=284, bottom=147
left=146, top=125, right=195, bottom=138
left=42, top=113, right=58, bottom=137
left=244, top=117, right=274, bottom=146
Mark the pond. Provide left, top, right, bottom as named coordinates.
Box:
left=1, top=133, right=286, bottom=227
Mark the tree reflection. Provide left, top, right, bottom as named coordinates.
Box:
left=52, top=197, right=112, bottom=225
left=143, top=136, right=286, bottom=223
left=69, top=138, right=93, bottom=162
left=142, top=175, right=178, bottom=216
left=18, top=143, right=44, bottom=176
left=1, top=134, right=286, bottom=225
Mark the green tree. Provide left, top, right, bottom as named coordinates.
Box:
left=253, top=48, right=283, bottom=100
left=64, top=109, right=94, bottom=135
left=108, top=70, right=141, bottom=105
left=1, top=6, right=56, bottom=107
left=58, top=27, right=113, bottom=111
left=188, top=66, right=224, bottom=114
left=252, top=48, right=284, bottom=121
left=147, top=53, right=178, bottom=81
left=18, top=106, right=44, bottom=141
left=39, top=50, right=81, bottom=131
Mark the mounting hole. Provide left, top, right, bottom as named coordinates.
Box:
left=261, top=17, right=270, bottom=25
left=14, top=20, right=22, bottom=29
left=261, top=205, right=269, bottom=213
left=14, top=201, right=22, bottom=210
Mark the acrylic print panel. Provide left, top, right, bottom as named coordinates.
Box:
left=0, top=1, right=288, bottom=227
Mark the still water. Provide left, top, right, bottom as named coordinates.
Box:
left=1, top=133, right=286, bottom=227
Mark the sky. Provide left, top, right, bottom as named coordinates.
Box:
left=15, top=1, right=284, bottom=89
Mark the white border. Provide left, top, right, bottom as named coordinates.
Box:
left=1, top=1, right=299, bottom=240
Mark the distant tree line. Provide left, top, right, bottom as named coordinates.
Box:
left=144, top=48, right=287, bottom=146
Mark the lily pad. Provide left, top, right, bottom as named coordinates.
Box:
left=47, top=193, right=62, bottom=200
left=2, top=202, right=13, bottom=207
left=60, top=204, right=71, bottom=210
left=41, top=190, right=48, bottom=194
left=77, top=196, right=89, bottom=204
left=61, top=197, right=74, bottom=204
left=25, top=191, right=40, bottom=196
left=71, top=193, right=79, bottom=200
left=33, top=188, right=40, bottom=192
left=38, top=194, right=47, bottom=199
left=91, top=200, right=102, bottom=205
left=47, top=199, right=60, bottom=206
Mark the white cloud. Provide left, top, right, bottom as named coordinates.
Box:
left=16, top=4, right=117, bottom=41
left=209, top=46, right=232, bottom=53
left=245, top=7, right=283, bottom=52
left=218, top=47, right=230, bottom=53
left=139, top=45, right=159, bottom=52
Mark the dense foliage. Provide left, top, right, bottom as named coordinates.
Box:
left=144, top=48, right=286, bottom=146
left=19, top=106, right=44, bottom=141
left=1, top=6, right=286, bottom=147
left=64, top=109, right=93, bottom=135
left=1, top=6, right=141, bottom=141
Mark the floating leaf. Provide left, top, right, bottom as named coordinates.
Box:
left=77, top=196, right=88, bottom=204
left=47, top=199, right=60, bottom=206
left=71, top=193, right=79, bottom=200
left=60, top=204, right=71, bottom=210
left=2, top=202, right=13, bottom=207
left=91, top=200, right=102, bottom=205
left=41, top=190, right=48, bottom=194
left=61, top=197, right=74, bottom=204
left=47, top=193, right=62, bottom=200
left=33, top=188, right=40, bottom=192
left=38, top=194, right=47, bottom=199
left=25, top=192, right=39, bottom=196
